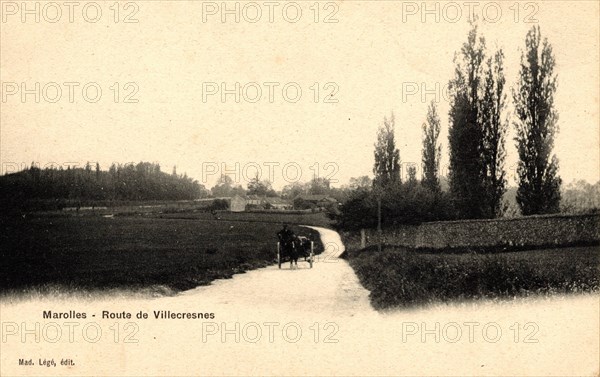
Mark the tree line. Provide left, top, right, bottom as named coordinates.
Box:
left=335, top=24, right=564, bottom=230
left=210, top=173, right=341, bottom=199
left=0, top=162, right=207, bottom=211
left=0, top=159, right=350, bottom=213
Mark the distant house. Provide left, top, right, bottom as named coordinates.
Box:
left=229, top=195, right=247, bottom=212
left=295, top=195, right=338, bottom=209
left=297, top=195, right=337, bottom=205
left=246, top=195, right=263, bottom=206
left=243, top=195, right=293, bottom=210
left=264, top=197, right=293, bottom=210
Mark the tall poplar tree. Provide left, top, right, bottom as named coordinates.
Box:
left=513, top=26, right=561, bottom=215
left=447, top=23, right=487, bottom=218
left=373, top=112, right=401, bottom=188
left=480, top=49, right=508, bottom=217
left=422, top=101, right=441, bottom=193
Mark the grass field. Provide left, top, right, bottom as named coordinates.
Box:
left=33, top=201, right=334, bottom=227
left=0, top=213, right=323, bottom=295
left=347, top=245, right=600, bottom=310
left=156, top=210, right=333, bottom=227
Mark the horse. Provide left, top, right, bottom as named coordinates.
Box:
left=296, top=236, right=311, bottom=261
left=281, top=236, right=301, bottom=269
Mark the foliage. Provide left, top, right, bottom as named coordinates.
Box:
left=210, top=198, right=230, bottom=210
left=347, top=246, right=600, bottom=309
left=513, top=25, right=562, bottom=215
left=561, top=180, right=600, bottom=214
left=282, top=178, right=339, bottom=199
left=0, top=162, right=207, bottom=212
left=380, top=182, right=454, bottom=225
left=293, top=197, right=316, bottom=210
left=247, top=174, right=277, bottom=197
left=480, top=49, right=508, bottom=217
left=308, top=177, right=331, bottom=195
left=333, top=188, right=377, bottom=230
left=282, top=182, right=308, bottom=199
left=332, top=182, right=454, bottom=230
left=447, top=22, right=509, bottom=219
left=448, top=23, right=488, bottom=219
left=211, top=175, right=246, bottom=198
left=348, top=176, right=372, bottom=190
left=406, top=166, right=417, bottom=188
left=373, top=112, right=401, bottom=187
left=421, top=102, right=442, bottom=193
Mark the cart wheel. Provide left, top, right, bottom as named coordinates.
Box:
left=277, top=242, right=281, bottom=269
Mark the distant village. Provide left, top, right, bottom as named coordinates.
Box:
left=198, top=194, right=340, bottom=213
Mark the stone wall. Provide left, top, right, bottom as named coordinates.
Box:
left=348, top=213, right=600, bottom=251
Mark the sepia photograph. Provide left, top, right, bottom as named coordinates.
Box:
left=0, top=1, right=598, bottom=376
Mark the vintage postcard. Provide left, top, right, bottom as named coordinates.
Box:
left=1, top=1, right=598, bottom=376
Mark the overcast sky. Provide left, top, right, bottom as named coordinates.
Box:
left=1, top=1, right=598, bottom=189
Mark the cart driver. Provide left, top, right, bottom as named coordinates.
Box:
left=277, top=224, right=295, bottom=244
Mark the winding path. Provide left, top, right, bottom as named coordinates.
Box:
left=175, top=226, right=374, bottom=317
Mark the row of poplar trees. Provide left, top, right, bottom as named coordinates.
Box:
left=419, top=24, right=562, bottom=219
left=374, top=24, right=562, bottom=220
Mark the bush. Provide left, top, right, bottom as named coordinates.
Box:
left=347, top=246, right=600, bottom=309
left=210, top=199, right=229, bottom=210
left=330, top=189, right=377, bottom=230
left=293, top=198, right=316, bottom=210
left=333, top=183, right=456, bottom=230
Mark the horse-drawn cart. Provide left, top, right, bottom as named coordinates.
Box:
left=277, top=236, right=315, bottom=269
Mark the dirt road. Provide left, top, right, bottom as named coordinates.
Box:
left=1, top=226, right=598, bottom=376
left=175, top=226, right=373, bottom=317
